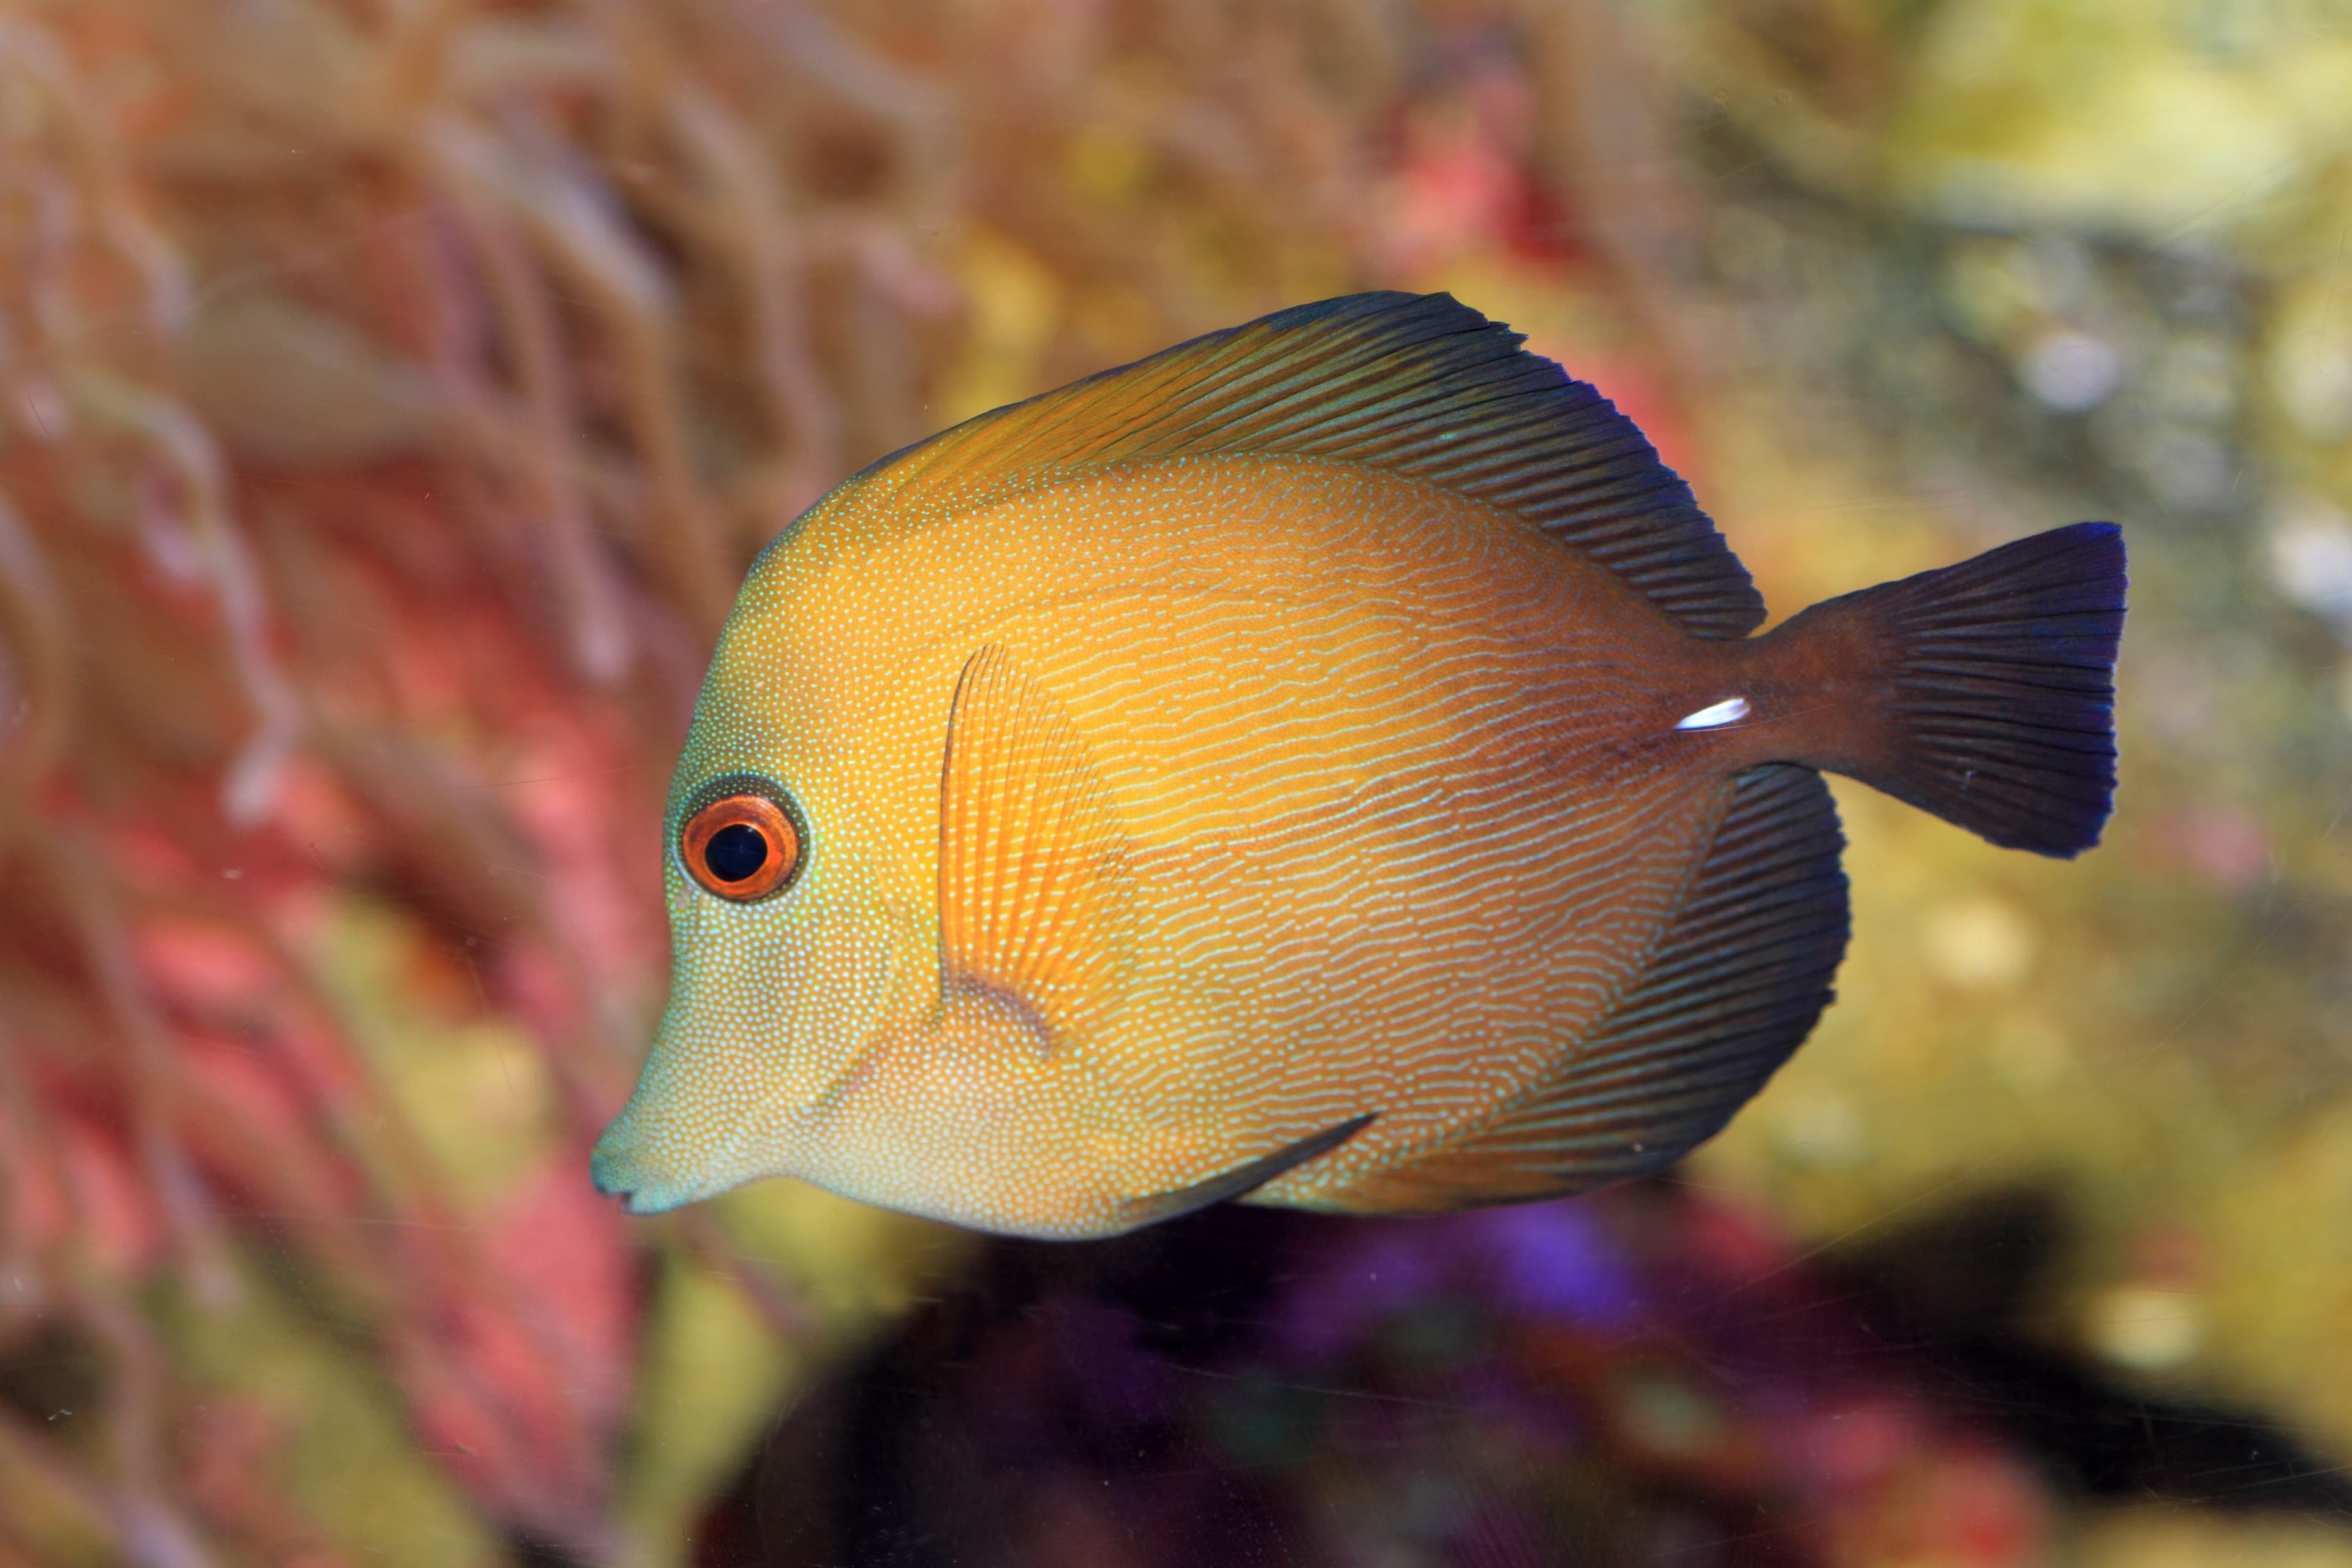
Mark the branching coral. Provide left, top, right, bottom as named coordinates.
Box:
left=0, top=2, right=1669, bottom=1559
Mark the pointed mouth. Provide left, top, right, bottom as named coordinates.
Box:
left=588, top=1157, right=636, bottom=1212
left=589, top=1141, right=689, bottom=1215
left=591, top=1175, right=693, bottom=1216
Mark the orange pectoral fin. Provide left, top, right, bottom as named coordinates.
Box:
left=938, top=643, right=1132, bottom=1049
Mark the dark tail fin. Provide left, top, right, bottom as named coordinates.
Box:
left=1777, top=522, right=2125, bottom=858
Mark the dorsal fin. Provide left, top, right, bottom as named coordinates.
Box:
left=1333, top=764, right=1849, bottom=1212
left=939, top=644, right=1131, bottom=1047
left=848, top=292, right=1762, bottom=639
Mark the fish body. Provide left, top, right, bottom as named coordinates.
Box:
left=592, top=293, right=2126, bottom=1238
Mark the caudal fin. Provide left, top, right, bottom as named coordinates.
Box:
left=1782, top=522, right=2125, bottom=858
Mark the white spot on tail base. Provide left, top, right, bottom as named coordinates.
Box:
left=1675, top=695, right=1750, bottom=731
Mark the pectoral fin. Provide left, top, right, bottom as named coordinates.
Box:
left=1116, top=1114, right=1376, bottom=1228
left=939, top=643, right=1131, bottom=1047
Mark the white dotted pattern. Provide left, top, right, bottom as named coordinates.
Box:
left=590, top=451, right=1757, bottom=1237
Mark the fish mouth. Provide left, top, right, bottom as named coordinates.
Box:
left=589, top=1140, right=699, bottom=1215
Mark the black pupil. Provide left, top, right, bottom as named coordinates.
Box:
left=704, top=822, right=769, bottom=883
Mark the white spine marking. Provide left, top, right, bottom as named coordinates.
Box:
left=1675, top=696, right=1751, bottom=731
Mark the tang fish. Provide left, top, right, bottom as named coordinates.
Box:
left=590, top=292, right=2125, bottom=1239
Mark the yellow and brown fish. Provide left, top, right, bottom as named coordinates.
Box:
left=590, top=292, right=2125, bottom=1238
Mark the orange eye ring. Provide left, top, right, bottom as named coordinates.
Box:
left=679, top=791, right=802, bottom=901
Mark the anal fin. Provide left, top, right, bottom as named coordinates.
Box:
left=1334, top=764, right=1849, bottom=1213
left=1117, top=1115, right=1375, bottom=1228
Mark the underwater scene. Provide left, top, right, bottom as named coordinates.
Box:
left=0, top=1, right=2348, bottom=1564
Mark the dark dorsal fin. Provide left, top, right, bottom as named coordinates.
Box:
left=1334, top=764, right=1849, bottom=1213
left=849, top=292, right=1762, bottom=639
left=1116, top=1114, right=1376, bottom=1230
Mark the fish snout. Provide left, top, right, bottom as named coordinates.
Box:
left=589, top=1123, right=699, bottom=1215
left=586, top=1140, right=635, bottom=1208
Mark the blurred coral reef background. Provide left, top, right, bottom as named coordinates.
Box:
left=1, top=1, right=2349, bottom=1564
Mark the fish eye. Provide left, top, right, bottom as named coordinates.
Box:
left=679, top=788, right=802, bottom=902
